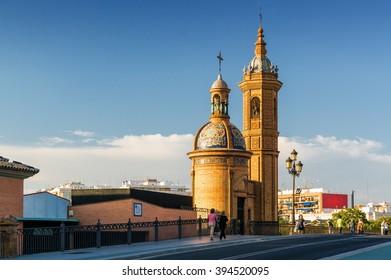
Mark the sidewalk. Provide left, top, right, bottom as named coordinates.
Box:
left=5, top=234, right=391, bottom=260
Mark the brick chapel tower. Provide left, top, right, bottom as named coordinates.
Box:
left=188, top=62, right=253, bottom=226
left=238, top=23, right=282, bottom=222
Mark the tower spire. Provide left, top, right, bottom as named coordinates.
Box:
left=255, top=2, right=266, bottom=57
left=254, top=25, right=267, bottom=57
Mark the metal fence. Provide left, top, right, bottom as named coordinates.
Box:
left=270, top=224, right=381, bottom=235
left=11, top=217, right=241, bottom=257
left=0, top=229, right=5, bottom=258
left=6, top=219, right=368, bottom=258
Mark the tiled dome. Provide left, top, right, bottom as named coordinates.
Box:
left=227, top=123, right=246, bottom=150
left=196, top=121, right=246, bottom=150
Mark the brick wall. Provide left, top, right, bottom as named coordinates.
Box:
left=70, top=198, right=198, bottom=240
left=70, top=198, right=196, bottom=225
left=0, top=177, right=23, bottom=218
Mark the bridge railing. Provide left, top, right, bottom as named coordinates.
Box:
left=7, top=217, right=241, bottom=257
left=0, top=230, right=5, bottom=258
left=261, top=224, right=381, bottom=235
left=4, top=219, right=382, bottom=258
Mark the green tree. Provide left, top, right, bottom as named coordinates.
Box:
left=367, top=216, right=391, bottom=231
left=331, top=208, right=367, bottom=228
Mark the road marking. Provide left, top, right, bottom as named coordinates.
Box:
left=221, top=237, right=356, bottom=260
left=321, top=240, right=391, bottom=260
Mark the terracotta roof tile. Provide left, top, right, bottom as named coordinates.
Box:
left=0, top=156, right=39, bottom=175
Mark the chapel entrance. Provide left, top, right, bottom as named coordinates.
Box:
left=237, top=197, right=245, bottom=234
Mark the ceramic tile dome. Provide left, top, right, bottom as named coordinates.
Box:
left=228, top=123, right=246, bottom=150
left=196, top=121, right=246, bottom=150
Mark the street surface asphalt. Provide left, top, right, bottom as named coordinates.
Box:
left=6, top=233, right=391, bottom=260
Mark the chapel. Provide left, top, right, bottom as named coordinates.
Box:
left=188, top=20, right=282, bottom=232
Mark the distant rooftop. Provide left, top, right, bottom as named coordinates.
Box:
left=40, top=179, right=191, bottom=202
left=279, top=187, right=333, bottom=195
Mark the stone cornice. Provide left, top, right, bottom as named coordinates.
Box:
left=187, top=148, right=252, bottom=159
left=238, top=76, right=282, bottom=91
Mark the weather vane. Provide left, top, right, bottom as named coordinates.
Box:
left=217, top=50, right=223, bottom=74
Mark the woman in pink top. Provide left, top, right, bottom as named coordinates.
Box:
left=208, top=208, right=217, bottom=240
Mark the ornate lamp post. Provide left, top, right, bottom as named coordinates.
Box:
left=286, top=149, right=303, bottom=224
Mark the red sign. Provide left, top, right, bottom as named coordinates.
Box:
left=322, top=193, right=348, bottom=209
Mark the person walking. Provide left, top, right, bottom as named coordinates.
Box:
left=349, top=218, right=356, bottom=234
left=381, top=219, right=389, bottom=235
left=208, top=208, right=217, bottom=240
left=218, top=211, right=228, bottom=240
left=336, top=216, right=343, bottom=234
left=357, top=218, right=364, bottom=234
left=296, top=214, right=306, bottom=234
left=327, top=220, right=334, bottom=234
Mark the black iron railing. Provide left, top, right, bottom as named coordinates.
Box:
left=5, top=220, right=380, bottom=258
left=0, top=229, right=5, bottom=258
left=13, top=217, right=241, bottom=256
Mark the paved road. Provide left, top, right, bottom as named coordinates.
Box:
left=126, top=234, right=391, bottom=260
left=7, top=233, right=391, bottom=260
left=5, top=234, right=391, bottom=280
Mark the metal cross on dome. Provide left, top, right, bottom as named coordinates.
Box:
left=259, top=2, right=263, bottom=27
left=217, top=51, right=223, bottom=74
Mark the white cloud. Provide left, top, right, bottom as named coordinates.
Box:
left=279, top=135, right=390, bottom=163
left=81, top=138, right=97, bottom=144
left=2, top=133, right=391, bottom=204
left=278, top=135, right=391, bottom=204
left=1, top=134, right=194, bottom=194
left=39, top=137, right=74, bottom=146
left=72, top=130, right=95, bottom=137
left=39, top=130, right=96, bottom=146
left=312, top=135, right=383, bottom=158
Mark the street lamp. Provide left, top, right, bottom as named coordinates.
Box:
left=286, top=149, right=303, bottom=224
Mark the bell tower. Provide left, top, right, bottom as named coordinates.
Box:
left=238, top=22, right=282, bottom=221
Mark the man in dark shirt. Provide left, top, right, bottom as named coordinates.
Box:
left=218, top=211, right=229, bottom=240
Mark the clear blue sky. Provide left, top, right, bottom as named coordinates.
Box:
left=1, top=0, right=391, bottom=204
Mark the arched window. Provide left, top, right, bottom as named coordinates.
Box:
left=212, top=94, right=221, bottom=114
left=251, top=97, right=260, bottom=118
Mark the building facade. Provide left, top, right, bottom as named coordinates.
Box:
left=0, top=156, right=39, bottom=258
left=69, top=198, right=197, bottom=242
left=122, top=179, right=190, bottom=195
left=278, top=188, right=348, bottom=221
left=0, top=156, right=39, bottom=219
left=43, top=178, right=190, bottom=205
left=357, top=202, right=391, bottom=221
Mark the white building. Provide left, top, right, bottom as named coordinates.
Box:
left=41, top=179, right=191, bottom=203
left=358, top=202, right=391, bottom=221
left=40, top=182, right=114, bottom=201
left=278, top=187, right=348, bottom=222
left=122, top=179, right=191, bottom=195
